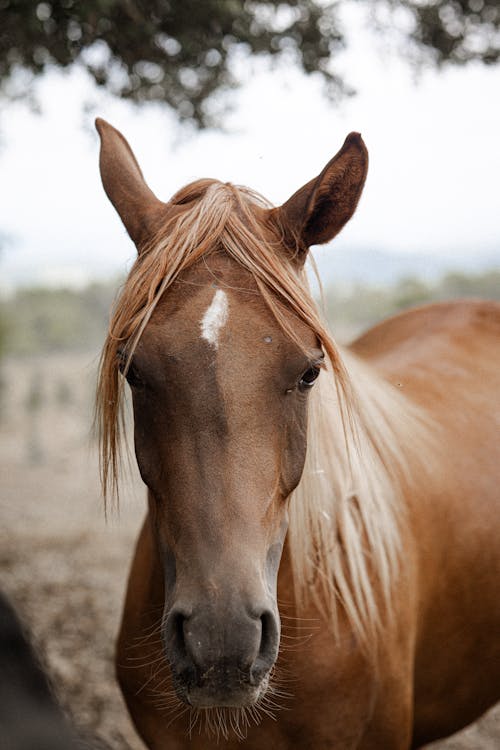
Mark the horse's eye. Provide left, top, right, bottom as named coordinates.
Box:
left=117, top=349, right=143, bottom=388
left=117, top=348, right=127, bottom=374
left=299, top=366, right=320, bottom=390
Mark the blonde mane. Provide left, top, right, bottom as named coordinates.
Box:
left=289, top=350, right=431, bottom=644
left=96, top=179, right=430, bottom=645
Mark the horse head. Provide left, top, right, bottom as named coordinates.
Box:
left=95, top=119, right=368, bottom=709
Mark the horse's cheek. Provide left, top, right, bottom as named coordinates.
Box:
left=132, top=423, right=164, bottom=496
left=280, top=407, right=308, bottom=497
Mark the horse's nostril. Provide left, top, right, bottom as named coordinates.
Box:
left=250, top=610, right=279, bottom=683
left=260, top=610, right=278, bottom=660
left=165, top=608, right=189, bottom=663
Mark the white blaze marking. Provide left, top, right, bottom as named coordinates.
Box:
left=200, top=289, right=229, bottom=349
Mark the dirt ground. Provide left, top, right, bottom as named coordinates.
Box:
left=1, top=351, right=499, bottom=749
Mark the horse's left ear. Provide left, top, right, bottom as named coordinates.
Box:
left=271, top=132, right=368, bottom=262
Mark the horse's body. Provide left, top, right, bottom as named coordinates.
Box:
left=95, top=120, right=500, bottom=749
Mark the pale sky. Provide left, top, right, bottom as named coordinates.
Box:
left=1, top=9, right=499, bottom=290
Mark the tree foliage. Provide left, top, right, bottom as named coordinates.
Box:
left=402, top=0, right=500, bottom=66
left=0, top=0, right=344, bottom=124
left=0, top=0, right=499, bottom=125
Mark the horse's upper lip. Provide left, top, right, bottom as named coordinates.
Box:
left=186, top=682, right=265, bottom=708
left=171, top=663, right=270, bottom=707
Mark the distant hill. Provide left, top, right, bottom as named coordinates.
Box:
left=311, top=246, right=500, bottom=287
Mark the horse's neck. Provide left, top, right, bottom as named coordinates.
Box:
left=118, top=511, right=165, bottom=646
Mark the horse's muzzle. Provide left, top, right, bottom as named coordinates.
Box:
left=163, top=605, right=280, bottom=707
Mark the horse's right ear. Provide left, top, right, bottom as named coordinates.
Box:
left=95, top=118, right=167, bottom=251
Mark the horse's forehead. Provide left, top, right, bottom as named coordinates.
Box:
left=140, top=256, right=315, bottom=363
left=148, top=258, right=278, bottom=340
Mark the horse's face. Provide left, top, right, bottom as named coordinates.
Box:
left=96, top=118, right=368, bottom=708
left=127, top=253, right=321, bottom=707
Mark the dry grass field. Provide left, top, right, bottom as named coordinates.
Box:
left=1, top=351, right=498, bottom=749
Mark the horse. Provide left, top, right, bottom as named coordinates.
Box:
left=95, top=118, right=500, bottom=749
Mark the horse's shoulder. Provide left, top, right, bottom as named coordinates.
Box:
left=348, top=299, right=500, bottom=362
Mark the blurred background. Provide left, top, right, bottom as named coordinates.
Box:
left=0, top=2, right=499, bottom=748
